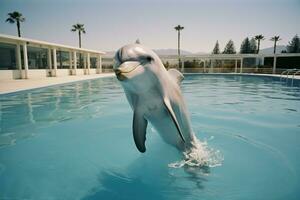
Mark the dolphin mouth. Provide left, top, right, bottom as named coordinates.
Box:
left=114, top=61, right=141, bottom=81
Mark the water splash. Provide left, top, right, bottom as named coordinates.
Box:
left=168, top=137, right=223, bottom=168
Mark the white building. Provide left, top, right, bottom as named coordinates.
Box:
left=0, top=34, right=105, bottom=80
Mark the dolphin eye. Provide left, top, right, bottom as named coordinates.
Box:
left=139, top=55, right=153, bottom=64
left=147, top=56, right=152, bottom=61
left=144, top=56, right=153, bottom=62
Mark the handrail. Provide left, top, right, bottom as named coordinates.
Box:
left=291, top=70, right=300, bottom=86
left=293, top=70, right=300, bottom=76
left=286, top=69, right=298, bottom=80
left=280, top=70, right=289, bottom=81
left=280, top=68, right=298, bottom=81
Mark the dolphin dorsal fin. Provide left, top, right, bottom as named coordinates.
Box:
left=163, top=97, right=185, bottom=143
left=168, top=69, right=184, bottom=85
left=135, top=39, right=141, bottom=44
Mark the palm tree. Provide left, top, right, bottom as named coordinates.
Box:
left=270, top=35, right=281, bottom=54
left=71, top=23, right=86, bottom=48
left=254, top=34, right=264, bottom=54
left=174, top=25, right=184, bottom=69
left=5, top=11, right=25, bottom=37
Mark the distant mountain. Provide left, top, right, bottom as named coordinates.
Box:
left=193, top=51, right=207, bottom=55
left=259, top=45, right=286, bottom=54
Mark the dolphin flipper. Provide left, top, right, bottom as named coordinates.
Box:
left=168, top=69, right=184, bottom=84
left=133, top=110, right=148, bottom=153
left=163, top=98, right=186, bottom=143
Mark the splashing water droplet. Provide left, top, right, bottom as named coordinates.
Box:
left=168, top=137, right=223, bottom=168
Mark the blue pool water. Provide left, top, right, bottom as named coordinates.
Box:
left=0, top=74, right=300, bottom=200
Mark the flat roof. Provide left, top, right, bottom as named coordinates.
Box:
left=0, top=33, right=106, bottom=55
left=159, top=53, right=300, bottom=60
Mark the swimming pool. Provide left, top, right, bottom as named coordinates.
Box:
left=0, top=74, right=299, bottom=200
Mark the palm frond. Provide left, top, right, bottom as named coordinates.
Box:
left=6, top=11, right=25, bottom=23
left=5, top=18, right=15, bottom=23
left=254, top=34, right=264, bottom=40
left=71, top=23, right=86, bottom=33
left=174, top=25, right=184, bottom=31
left=270, top=36, right=281, bottom=41
left=19, top=17, right=25, bottom=22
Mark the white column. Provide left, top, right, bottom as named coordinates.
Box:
left=240, top=58, right=243, bottom=73
left=181, top=59, right=185, bottom=72
left=261, top=57, right=264, bottom=66
left=23, top=42, right=29, bottom=79
left=16, top=43, right=22, bottom=78
left=210, top=59, right=213, bottom=73
left=73, top=51, right=77, bottom=75
left=83, top=53, right=87, bottom=74
left=87, top=53, right=90, bottom=75
left=272, top=55, right=277, bottom=74
left=69, top=51, right=73, bottom=71
left=235, top=59, right=238, bottom=73
left=97, top=55, right=102, bottom=73
left=203, top=60, right=206, bottom=73
left=47, top=48, right=52, bottom=77
left=52, top=48, right=57, bottom=77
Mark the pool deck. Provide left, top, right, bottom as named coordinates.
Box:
left=0, top=73, right=299, bottom=95
left=0, top=73, right=115, bottom=95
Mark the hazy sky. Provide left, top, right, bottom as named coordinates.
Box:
left=0, top=0, right=299, bottom=53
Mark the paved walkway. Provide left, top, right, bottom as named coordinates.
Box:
left=0, top=73, right=115, bottom=95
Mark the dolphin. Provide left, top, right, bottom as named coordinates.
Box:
left=113, top=43, right=198, bottom=153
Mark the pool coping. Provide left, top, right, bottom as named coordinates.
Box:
left=184, top=73, right=300, bottom=80
left=0, top=73, right=115, bottom=95
left=0, top=73, right=299, bottom=95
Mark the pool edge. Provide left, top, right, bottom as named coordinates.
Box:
left=0, top=73, right=115, bottom=96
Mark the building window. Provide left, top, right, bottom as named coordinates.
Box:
left=27, top=46, right=48, bottom=69
left=91, top=57, right=97, bottom=68
left=57, top=50, right=70, bottom=69
left=0, top=43, right=17, bottom=70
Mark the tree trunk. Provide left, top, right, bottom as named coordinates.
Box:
left=274, top=41, right=277, bottom=54
left=257, top=40, right=260, bottom=54
left=17, top=20, right=21, bottom=37
left=178, top=31, right=181, bottom=69
left=78, top=31, right=82, bottom=68
left=79, top=31, right=81, bottom=48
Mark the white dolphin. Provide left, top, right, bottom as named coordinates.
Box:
left=114, top=43, right=198, bottom=153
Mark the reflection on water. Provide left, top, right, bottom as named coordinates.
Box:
left=1, top=75, right=299, bottom=148
left=82, top=167, right=210, bottom=200
left=0, top=77, right=123, bottom=147
left=0, top=75, right=300, bottom=200
left=82, top=142, right=211, bottom=200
